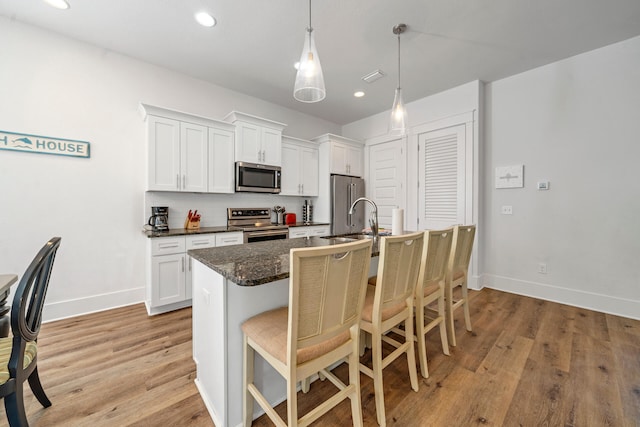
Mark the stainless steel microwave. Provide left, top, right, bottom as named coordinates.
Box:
left=235, top=161, right=281, bottom=193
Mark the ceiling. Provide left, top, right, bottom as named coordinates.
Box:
left=2, top=0, right=640, bottom=125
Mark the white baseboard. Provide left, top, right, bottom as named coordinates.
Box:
left=42, top=287, right=145, bottom=322
left=482, top=274, right=640, bottom=321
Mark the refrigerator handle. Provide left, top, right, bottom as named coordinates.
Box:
left=347, top=183, right=352, bottom=226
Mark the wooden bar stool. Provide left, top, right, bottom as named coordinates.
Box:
left=414, top=228, right=453, bottom=378
left=445, top=224, right=476, bottom=347
left=242, top=239, right=372, bottom=427
left=360, top=231, right=423, bottom=426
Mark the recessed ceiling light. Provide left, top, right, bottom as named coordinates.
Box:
left=195, top=12, right=216, bottom=27
left=43, top=0, right=70, bottom=10
left=354, top=91, right=365, bottom=98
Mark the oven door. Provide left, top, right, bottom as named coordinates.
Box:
left=236, top=162, right=281, bottom=193
left=244, top=229, right=289, bottom=243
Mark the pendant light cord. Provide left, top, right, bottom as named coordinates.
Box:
left=397, top=33, right=401, bottom=89
left=308, top=0, right=313, bottom=32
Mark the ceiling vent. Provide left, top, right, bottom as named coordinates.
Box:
left=361, top=69, right=386, bottom=84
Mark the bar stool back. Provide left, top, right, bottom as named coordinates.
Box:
left=242, top=239, right=372, bottom=427
left=445, top=224, right=476, bottom=347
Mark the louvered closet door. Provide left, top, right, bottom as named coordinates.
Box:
left=418, top=124, right=466, bottom=230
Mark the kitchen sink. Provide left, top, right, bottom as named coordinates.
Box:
left=321, top=233, right=374, bottom=244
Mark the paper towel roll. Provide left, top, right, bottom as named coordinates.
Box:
left=392, top=208, right=404, bottom=235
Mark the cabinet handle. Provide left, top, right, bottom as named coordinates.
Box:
left=183, top=175, right=186, bottom=188
left=176, top=174, right=180, bottom=189
left=159, top=243, right=179, bottom=249
left=189, top=256, right=192, bottom=271
left=181, top=257, right=185, bottom=272
left=301, top=184, right=304, bottom=194
left=192, top=240, right=209, bottom=246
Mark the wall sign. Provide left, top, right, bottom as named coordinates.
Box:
left=0, top=130, right=90, bottom=158
left=495, top=164, right=524, bottom=188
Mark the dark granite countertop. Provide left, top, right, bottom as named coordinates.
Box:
left=287, top=222, right=330, bottom=228
left=143, top=226, right=242, bottom=238
left=188, top=236, right=380, bottom=286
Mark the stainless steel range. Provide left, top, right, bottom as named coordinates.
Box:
left=227, top=208, right=289, bottom=243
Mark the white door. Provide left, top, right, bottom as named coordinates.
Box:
left=181, top=122, right=208, bottom=192
left=368, top=139, right=405, bottom=229
left=417, top=124, right=466, bottom=230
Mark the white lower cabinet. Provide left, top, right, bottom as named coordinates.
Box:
left=146, top=231, right=243, bottom=315
left=288, top=225, right=330, bottom=238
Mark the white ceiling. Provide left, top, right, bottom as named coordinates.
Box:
left=2, top=0, right=640, bottom=125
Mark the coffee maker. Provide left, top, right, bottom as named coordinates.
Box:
left=148, top=206, right=169, bottom=231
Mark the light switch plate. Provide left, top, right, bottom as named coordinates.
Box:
left=501, top=205, right=513, bottom=215
left=537, top=181, right=550, bottom=190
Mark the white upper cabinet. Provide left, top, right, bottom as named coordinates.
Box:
left=313, top=134, right=364, bottom=177
left=281, top=136, right=319, bottom=196
left=225, top=111, right=286, bottom=166
left=142, top=104, right=235, bottom=193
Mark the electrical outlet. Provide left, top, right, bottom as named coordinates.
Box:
left=538, top=263, right=547, bottom=274
left=501, top=205, right=513, bottom=215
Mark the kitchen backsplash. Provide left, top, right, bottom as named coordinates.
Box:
left=144, top=192, right=315, bottom=229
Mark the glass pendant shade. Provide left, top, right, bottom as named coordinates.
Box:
left=294, top=29, right=326, bottom=103
left=389, top=87, right=407, bottom=135
left=389, top=23, right=408, bottom=136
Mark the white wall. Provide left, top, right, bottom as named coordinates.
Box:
left=0, top=18, right=339, bottom=321
left=483, top=35, right=640, bottom=319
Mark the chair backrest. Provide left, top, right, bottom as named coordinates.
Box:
left=11, top=237, right=61, bottom=343
left=288, top=239, right=372, bottom=363
left=448, top=225, right=476, bottom=280
left=417, top=228, right=453, bottom=296
left=373, top=232, right=424, bottom=321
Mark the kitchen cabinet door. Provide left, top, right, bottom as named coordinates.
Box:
left=181, top=122, right=208, bottom=192
left=300, top=146, right=319, bottom=196
left=346, top=145, right=363, bottom=177
left=235, top=122, right=262, bottom=164
left=261, top=127, right=282, bottom=166
left=280, top=142, right=301, bottom=195
left=329, top=142, right=348, bottom=175
left=151, top=253, right=186, bottom=307
left=208, top=127, right=234, bottom=193
left=148, top=116, right=181, bottom=191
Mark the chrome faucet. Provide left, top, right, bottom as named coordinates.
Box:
left=349, top=197, right=379, bottom=243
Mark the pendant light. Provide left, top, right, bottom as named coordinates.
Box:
left=389, top=24, right=408, bottom=135
left=293, top=0, right=326, bottom=103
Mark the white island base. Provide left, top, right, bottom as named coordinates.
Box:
left=191, top=256, right=379, bottom=427
left=192, top=259, right=290, bottom=427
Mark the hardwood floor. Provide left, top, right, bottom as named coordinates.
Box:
left=1, top=289, right=638, bottom=426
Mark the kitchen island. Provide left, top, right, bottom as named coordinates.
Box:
left=188, top=236, right=379, bottom=427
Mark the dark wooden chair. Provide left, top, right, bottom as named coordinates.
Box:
left=0, top=237, right=61, bottom=426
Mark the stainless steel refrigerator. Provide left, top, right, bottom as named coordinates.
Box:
left=330, top=174, right=365, bottom=235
